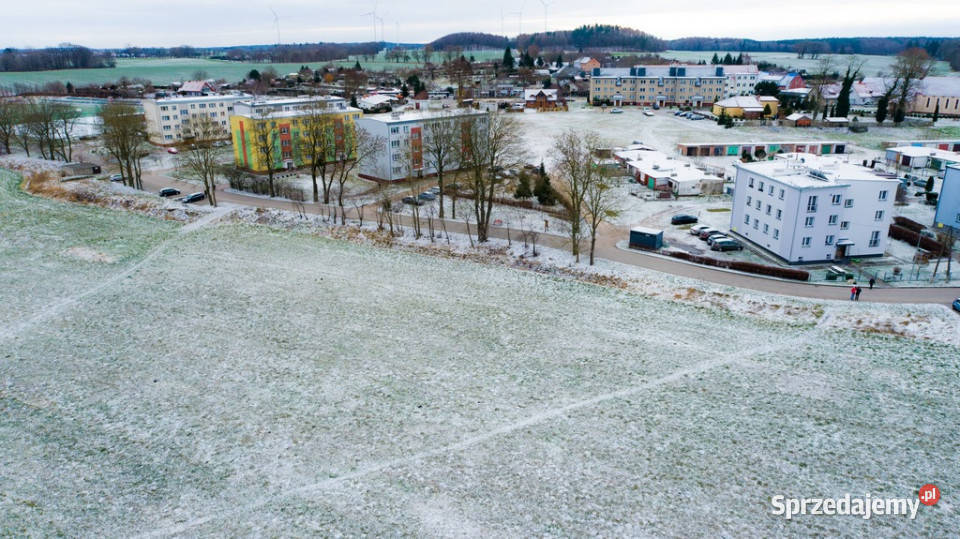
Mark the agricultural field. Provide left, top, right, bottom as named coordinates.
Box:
left=658, top=50, right=958, bottom=77
left=1, top=168, right=958, bottom=536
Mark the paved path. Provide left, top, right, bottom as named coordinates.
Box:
left=137, top=171, right=960, bottom=306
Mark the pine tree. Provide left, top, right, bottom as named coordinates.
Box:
left=533, top=164, right=556, bottom=205
left=354, top=61, right=362, bottom=71
left=735, top=53, right=743, bottom=65
left=401, top=84, right=409, bottom=98
left=555, top=54, right=563, bottom=67
left=502, top=46, right=515, bottom=69
left=723, top=53, right=734, bottom=65
left=875, top=94, right=889, bottom=124
left=350, top=95, right=358, bottom=108
left=894, top=104, right=906, bottom=124
left=711, top=53, right=720, bottom=65
left=514, top=173, right=532, bottom=198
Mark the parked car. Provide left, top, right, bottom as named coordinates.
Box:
left=689, top=224, right=711, bottom=235
left=953, top=297, right=960, bottom=312
left=417, top=192, right=436, bottom=201
left=643, top=108, right=654, bottom=117
left=167, top=147, right=179, bottom=154
left=706, top=233, right=730, bottom=245
left=712, top=239, right=744, bottom=251
left=402, top=195, right=425, bottom=206
left=698, top=228, right=720, bottom=240
left=158, top=188, right=180, bottom=197
left=428, top=186, right=441, bottom=194
left=610, top=108, right=623, bottom=114
left=178, top=192, right=205, bottom=203
left=109, top=174, right=124, bottom=182
left=671, top=214, right=698, bottom=225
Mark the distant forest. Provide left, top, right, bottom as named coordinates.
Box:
left=0, top=46, right=115, bottom=72
left=430, top=33, right=510, bottom=51
left=430, top=25, right=666, bottom=52
left=118, top=42, right=383, bottom=64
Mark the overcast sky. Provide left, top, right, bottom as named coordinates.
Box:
left=6, top=0, right=960, bottom=49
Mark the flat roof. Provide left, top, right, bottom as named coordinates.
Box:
left=358, top=108, right=487, bottom=124
left=153, top=94, right=248, bottom=103
left=887, top=146, right=960, bottom=160
left=736, top=153, right=900, bottom=189
left=630, top=226, right=662, bottom=235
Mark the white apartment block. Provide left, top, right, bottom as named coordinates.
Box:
left=719, top=65, right=759, bottom=97
left=142, top=94, right=247, bottom=144
left=729, top=154, right=900, bottom=264
left=356, top=108, right=487, bottom=182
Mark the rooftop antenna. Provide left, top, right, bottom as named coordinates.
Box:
left=269, top=7, right=280, bottom=46
left=538, top=0, right=552, bottom=32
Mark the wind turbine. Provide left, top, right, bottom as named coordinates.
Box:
left=269, top=7, right=280, bottom=46
left=509, top=10, right=522, bottom=36
left=538, top=0, right=553, bottom=33
left=360, top=0, right=378, bottom=42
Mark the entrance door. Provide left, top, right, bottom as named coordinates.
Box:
left=835, top=244, right=848, bottom=259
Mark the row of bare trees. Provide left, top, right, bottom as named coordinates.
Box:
left=0, top=99, right=81, bottom=161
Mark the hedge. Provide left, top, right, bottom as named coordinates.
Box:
left=664, top=250, right=810, bottom=281
left=888, top=224, right=945, bottom=253
left=892, top=215, right=925, bottom=233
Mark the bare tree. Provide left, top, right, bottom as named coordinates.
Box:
left=422, top=112, right=461, bottom=218
left=249, top=108, right=281, bottom=197
left=582, top=173, right=620, bottom=265
left=892, top=48, right=935, bottom=123
left=333, top=125, right=385, bottom=224
left=0, top=99, right=21, bottom=154
left=99, top=102, right=147, bottom=189
left=299, top=100, right=335, bottom=203
left=808, top=56, right=835, bottom=118
left=553, top=130, right=603, bottom=262
left=459, top=111, right=525, bottom=243
left=179, top=115, right=225, bottom=206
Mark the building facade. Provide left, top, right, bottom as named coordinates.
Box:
left=934, top=165, right=960, bottom=231
left=729, top=154, right=899, bottom=264
left=142, top=94, right=247, bottom=144
left=229, top=96, right=361, bottom=172
left=356, top=109, right=487, bottom=182
left=590, top=65, right=726, bottom=108
left=910, top=77, right=960, bottom=117
left=719, top=65, right=759, bottom=97
left=712, top=95, right=779, bottom=119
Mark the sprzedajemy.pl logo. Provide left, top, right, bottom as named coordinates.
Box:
left=771, top=485, right=940, bottom=520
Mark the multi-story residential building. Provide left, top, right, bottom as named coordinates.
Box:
left=589, top=64, right=726, bottom=108
left=229, top=95, right=361, bottom=172
left=142, top=93, right=247, bottom=144
left=356, top=108, right=488, bottom=182
left=719, top=65, right=759, bottom=97
left=934, top=165, right=960, bottom=231
left=729, top=153, right=900, bottom=264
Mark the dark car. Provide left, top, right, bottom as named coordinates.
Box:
left=158, top=188, right=181, bottom=197
left=402, top=195, right=425, bottom=206
left=178, top=192, right=205, bottom=204
left=953, top=298, right=960, bottom=312
left=711, top=239, right=744, bottom=251
left=671, top=214, right=698, bottom=225
left=417, top=192, right=436, bottom=201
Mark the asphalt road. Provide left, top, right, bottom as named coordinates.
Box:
left=138, top=170, right=960, bottom=306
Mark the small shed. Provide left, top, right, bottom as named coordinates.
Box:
left=785, top=112, right=813, bottom=127
left=629, top=226, right=663, bottom=250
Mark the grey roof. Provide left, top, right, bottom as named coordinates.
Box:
left=595, top=65, right=724, bottom=78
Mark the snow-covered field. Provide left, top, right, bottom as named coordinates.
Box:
left=1, top=168, right=958, bottom=536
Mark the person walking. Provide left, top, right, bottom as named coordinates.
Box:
left=855, top=285, right=863, bottom=301
left=850, top=283, right=857, bottom=301
left=869, top=277, right=875, bottom=289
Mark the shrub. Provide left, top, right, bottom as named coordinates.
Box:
left=889, top=224, right=944, bottom=252
left=892, top=215, right=924, bottom=233
left=665, top=251, right=810, bottom=281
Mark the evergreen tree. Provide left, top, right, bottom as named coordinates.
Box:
left=735, top=53, right=743, bottom=65
left=247, top=69, right=261, bottom=81
left=717, top=110, right=727, bottom=125
left=555, top=54, right=563, bottom=67
left=893, top=103, right=906, bottom=124
left=536, top=56, right=544, bottom=67
left=835, top=64, right=860, bottom=118
left=534, top=171, right=556, bottom=205
left=502, top=46, right=515, bottom=69
left=723, top=53, right=734, bottom=65
left=763, top=104, right=772, bottom=117
left=354, top=61, right=362, bottom=71
left=350, top=95, right=358, bottom=108
left=932, top=100, right=940, bottom=124
left=925, top=176, right=935, bottom=192
left=514, top=173, right=532, bottom=199
left=401, top=84, right=409, bottom=98
left=711, top=53, right=720, bottom=64
left=875, top=94, right=889, bottom=124
left=65, top=81, right=74, bottom=94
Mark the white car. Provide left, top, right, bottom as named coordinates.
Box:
left=610, top=108, right=624, bottom=114
left=689, top=224, right=711, bottom=235
left=642, top=108, right=654, bottom=116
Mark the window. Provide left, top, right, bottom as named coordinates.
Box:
left=773, top=228, right=779, bottom=239
left=956, top=213, right=960, bottom=223
left=753, top=219, right=759, bottom=229
left=391, top=140, right=399, bottom=147
left=840, top=221, right=850, bottom=230
left=878, top=190, right=888, bottom=201
left=763, top=223, right=769, bottom=234
left=162, top=115, right=170, bottom=121
left=804, top=216, right=814, bottom=227
left=869, top=230, right=880, bottom=248
left=831, top=194, right=842, bottom=205
left=806, top=195, right=818, bottom=213
left=392, top=166, right=402, bottom=175
left=210, top=112, right=217, bottom=118
left=755, top=200, right=761, bottom=210
left=844, top=199, right=853, bottom=208
left=828, top=215, right=838, bottom=225
left=160, top=106, right=168, bottom=111
left=874, top=210, right=884, bottom=221
left=390, top=127, right=399, bottom=134
left=199, top=103, right=206, bottom=109
left=825, top=235, right=834, bottom=245
left=190, top=104, right=196, bottom=109
left=779, top=188, right=784, bottom=200
left=748, top=177, right=754, bottom=188
left=164, top=135, right=173, bottom=140
left=746, top=195, right=752, bottom=205
left=801, top=237, right=811, bottom=248
left=280, top=127, right=289, bottom=134
left=282, top=151, right=292, bottom=159
left=745, top=215, right=750, bottom=225
left=765, top=204, right=771, bottom=215
left=163, top=125, right=171, bottom=131
left=775, top=209, right=782, bottom=220
left=759, top=181, right=764, bottom=191
left=768, top=184, right=774, bottom=195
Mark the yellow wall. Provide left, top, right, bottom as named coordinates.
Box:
left=230, top=110, right=359, bottom=172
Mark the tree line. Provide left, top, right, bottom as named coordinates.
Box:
left=0, top=46, right=115, bottom=72
left=0, top=99, right=81, bottom=161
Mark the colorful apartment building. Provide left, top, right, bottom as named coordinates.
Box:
left=229, top=96, right=362, bottom=172
left=590, top=64, right=726, bottom=108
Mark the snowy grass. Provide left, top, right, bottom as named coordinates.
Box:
left=1, top=170, right=958, bottom=536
